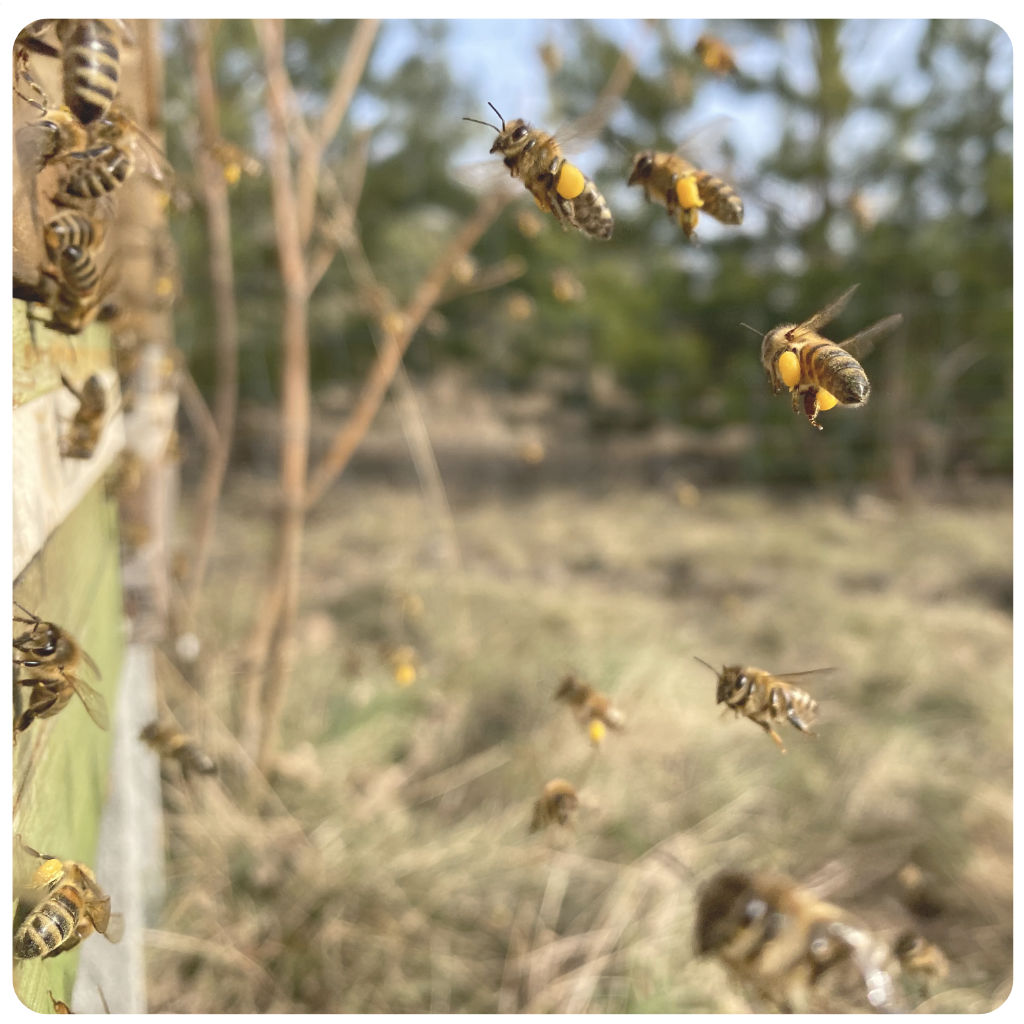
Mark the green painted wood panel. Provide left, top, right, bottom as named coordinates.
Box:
left=12, top=479, right=125, bottom=1013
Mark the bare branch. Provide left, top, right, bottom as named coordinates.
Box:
left=297, top=20, right=379, bottom=248
left=240, top=20, right=312, bottom=768
left=304, top=191, right=509, bottom=510
left=302, top=46, right=636, bottom=510
left=182, top=19, right=241, bottom=615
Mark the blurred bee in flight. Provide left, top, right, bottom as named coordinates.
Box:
left=694, top=33, right=737, bottom=75
left=59, top=372, right=109, bottom=458
left=140, top=719, right=217, bottom=778
left=14, top=840, right=123, bottom=959
left=628, top=149, right=743, bottom=243
left=695, top=657, right=824, bottom=753
left=553, top=672, right=625, bottom=747
left=695, top=869, right=898, bottom=1013
left=758, top=283, right=904, bottom=429
left=529, top=777, right=579, bottom=833
left=464, top=102, right=613, bottom=240
left=12, top=602, right=109, bottom=738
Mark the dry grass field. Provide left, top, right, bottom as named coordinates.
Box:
left=146, top=375, right=1012, bottom=1013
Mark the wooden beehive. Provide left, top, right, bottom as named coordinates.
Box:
left=12, top=19, right=178, bottom=1013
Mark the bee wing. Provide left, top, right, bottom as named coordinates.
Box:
left=772, top=668, right=835, bottom=685
left=69, top=674, right=109, bottom=729
left=79, top=646, right=102, bottom=679
left=133, top=127, right=175, bottom=185
left=826, top=920, right=900, bottom=1013
left=838, top=313, right=904, bottom=358
left=801, top=285, right=860, bottom=333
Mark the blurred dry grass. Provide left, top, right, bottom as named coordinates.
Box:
left=146, top=380, right=1011, bottom=1012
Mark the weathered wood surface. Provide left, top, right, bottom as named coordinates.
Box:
left=12, top=480, right=125, bottom=1013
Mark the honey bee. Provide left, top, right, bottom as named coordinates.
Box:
left=12, top=603, right=109, bottom=737
left=209, top=137, right=263, bottom=185
left=54, top=20, right=123, bottom=126
left=59, top=372, right=109, bottom=459
left=893, top=931, right=950, bottom=990
left=695, top=657, right=824, bottom=753
left=554, top=672, right=625, bottom=745
left=52, top=107, right=172, bottom=209
left=529, top=777, right=579, bottom=833
left=14, top=842, right=122, bottom=959
left=36, top=209, right=109, bottom=334
left=759, top=284, right=904, bottom=429
left=464, top=102, right=613, bottom=240
left=695, top=869, right=898, bottom=1013
left=140, top=720, right=217, bottom=778
left=628, top=150, right=743, bottom=242
left=695, top=34, right=737, bottom=75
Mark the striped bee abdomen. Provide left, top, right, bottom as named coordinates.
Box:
left=802, top=342, right=870, bottom=405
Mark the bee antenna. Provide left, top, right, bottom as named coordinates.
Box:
left=739, top=322, right=763, bottom=336
left=487, top=101, right=506, bottom=129
left=462, top=116, right=500, bottom=134
left=693, top=656, right=719, bottom=676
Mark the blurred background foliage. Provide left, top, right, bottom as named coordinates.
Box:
left=162, top=18, right=1011, bottom=489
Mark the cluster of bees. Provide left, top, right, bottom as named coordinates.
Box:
left=530, top=663, right=950, bottom=1012
left=475, top=36, right=937, bottom=1014
left=13, top=20, right=168, bottom=336
left=465, top=46, right=903, bottom=431
left=12, top=602, right=215, bottom=983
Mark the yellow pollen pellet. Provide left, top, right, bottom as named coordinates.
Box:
left=394, top=663, right=416, bottom=687
left=675, top=175, right=703, bottom=210
left=556, top=162, right=586, bottom=200
left=588, top=720, right=607, bottom=747
left=224, top=163, right=242, bottom=186
left=816, top=389, right=839, bottom=411
left=32, top=860, right=64, bottom=888
left=778, top=351, right=801, bottom=387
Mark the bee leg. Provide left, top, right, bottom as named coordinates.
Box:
left=758, top=720, right=787, bottom=753
left=800, top=390, right=824, bottom=430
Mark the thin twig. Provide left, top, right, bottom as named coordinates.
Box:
left=296, top=19, right=379, bottom=249
left=242, top=20, right=311, bottom=769
left=304, top=192, right=508, bottom=509
left=182, top=20, right=240, bottom=616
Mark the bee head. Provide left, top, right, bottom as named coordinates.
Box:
left=695, top=870, right=755, bottom=954
left=554, top=673, right=580, bottom=701
left=715, top=667, right=748, bottom=705
left=627, top=151, right=655, bottom=186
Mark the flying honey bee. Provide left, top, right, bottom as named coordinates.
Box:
left=554, top=672, right=625, bottom=745
left=694, top=657, right=824, bottom=753
left=140, top=720, right=217, bottom=778
left=14, top=841, right=122, bottom=959
left=695, top=869, right=898, bottom=1013
left=529, top=777, right=579, bottom=833
left=59, top=372, right=108, bottom=459
left=464, top=102, right=613, bottom=240
left=695, top=34, right=737, bottom=75
left=759, top=284, right=904, bottom=429
left=628, top=150, right=743, bottom=242
left=12, top=602, right=109, bottom=737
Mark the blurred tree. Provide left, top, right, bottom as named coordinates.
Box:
left=163, top=19, right=1011, bottom=489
